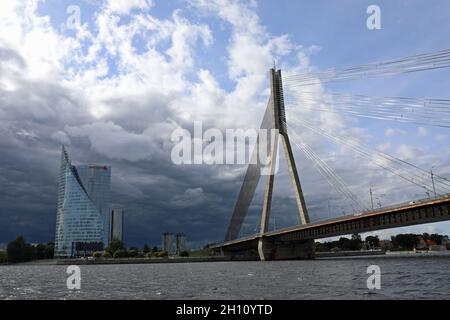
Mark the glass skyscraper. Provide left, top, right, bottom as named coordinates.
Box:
left=54, top=146, right=111, bottom=258
left=76, top=164, right=112, bottom=246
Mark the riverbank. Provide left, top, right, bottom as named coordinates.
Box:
left=1, top=256, right=233, bottom=266
left=3, top=250, right=450, bottom=266
left=56, top=256, right=233, bottom=265
left=316, top=250, right=385, bottom=259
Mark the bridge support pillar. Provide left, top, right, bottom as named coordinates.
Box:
left=258, top=238, right=315, bottom=261
left=257, top=238, right=274, bottom=261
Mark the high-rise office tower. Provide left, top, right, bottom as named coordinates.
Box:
left=54, top=146, right=111, bottom=257
left=162, top=232, right=175, bottom=255
left=54, top=147, right=103, bottom=257
left=109, top=207, right=124, bottom=242
left=76, top=164, right=111, bottom=246
left=176, top=233, right=187, bottom=254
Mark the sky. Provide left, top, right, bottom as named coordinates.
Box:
left=0, top=0, right=450, bottom=249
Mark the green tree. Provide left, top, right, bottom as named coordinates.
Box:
left=113, top=249, right=127, bottom=258
left=143, top=244, right=150, bottom=254
left=338, top=237, right=351, bottom=250
left=45, top=243, right=54, bottom=259
left=391, top=234, right=417, bottom=249
left=365, top=235, right=380, bottom=248
left=128, top=249, right=139, bottom=258
left=155, top=251, right=168, bottom=258
left=93, top=251, right=102, bottom=258
left=349, top=233, right=362, bottom=250
left=0, top=250, right=7, bottom=263
left=7, top=236, right=28, bottom=263
left=152, top=246, right=158, bottom=253
left=25, top=245, right=36, bottom=261
left=334, top=235, right=362, bottom=251
left=106, top=239, right=125, bottom=255
left=102, top=251, right=111, bottom=258
left=179, top=251, right=189, bottom=257
left=35, top=244, right=46, bottom=260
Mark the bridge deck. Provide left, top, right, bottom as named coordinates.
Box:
left=212, top=195, right=450, bottom=250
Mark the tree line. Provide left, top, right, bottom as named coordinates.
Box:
left=93, top=239, right=189, bottom=259
left=315, top=233, right=366, bottom=252
left=2, top=236, right=54, bottom=263
left=391, top=233, right=448, bottom=250
left=0, top=236, right=190, bottom=264
left=315, top=233, right=449, bottom=252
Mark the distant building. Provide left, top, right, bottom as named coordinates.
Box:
left=416, top=237, right=427, bottom=250
left=55, top=146, right=106, bottom=258
left=426, top=239, right=437, bottom=247
left=426, top=238, right=445, bottom=251
left=162, top=233, right=176, bottom=255
left=109, top=207, right=124, bottom=242
left=176, top=233, right=187, bottom=253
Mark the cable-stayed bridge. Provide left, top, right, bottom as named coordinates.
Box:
left=211, top=48, right=450, bottom=260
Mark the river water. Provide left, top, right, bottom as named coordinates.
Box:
left=1, top=253, right=450, bottom=300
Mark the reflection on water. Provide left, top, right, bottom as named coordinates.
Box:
left=1, top=253, right=450, bottom=300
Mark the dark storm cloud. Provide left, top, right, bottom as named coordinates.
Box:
left=0, top=0, right=321, bottom=250
left=0, top=47, right=245, bottom=247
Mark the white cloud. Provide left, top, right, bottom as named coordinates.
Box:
left=385, top=128, right=405, bottom=137
left=396, top=144, right=421, bottom=160
left=435, top=134, right=448, bottom=141
left=105, top=0, right=154, bottom=15
left=417, top=126, right=428, bottom=137
left=377, top=142, right=391, bottom=152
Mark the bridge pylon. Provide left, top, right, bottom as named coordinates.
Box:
left=224, top=68, right=311, bottom=261
left=257, top=69, right=310, bottom=260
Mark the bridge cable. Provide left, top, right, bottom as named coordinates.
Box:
left=282, top=48, right=450, bottom=87
left=284, top=90, right=450, bottom=128
left=284, top=121, right=369, bottom=212
left=288, top=119, right=450, bottom=195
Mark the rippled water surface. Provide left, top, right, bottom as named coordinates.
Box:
left=1, top=254, right=450, bottom=299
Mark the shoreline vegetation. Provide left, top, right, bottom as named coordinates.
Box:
left=3, top=250, right=450, bottom=266
left=1, top=233, right=449, bottom=266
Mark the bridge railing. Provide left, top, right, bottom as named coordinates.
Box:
left=356, top=193, right=450, bottom=217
